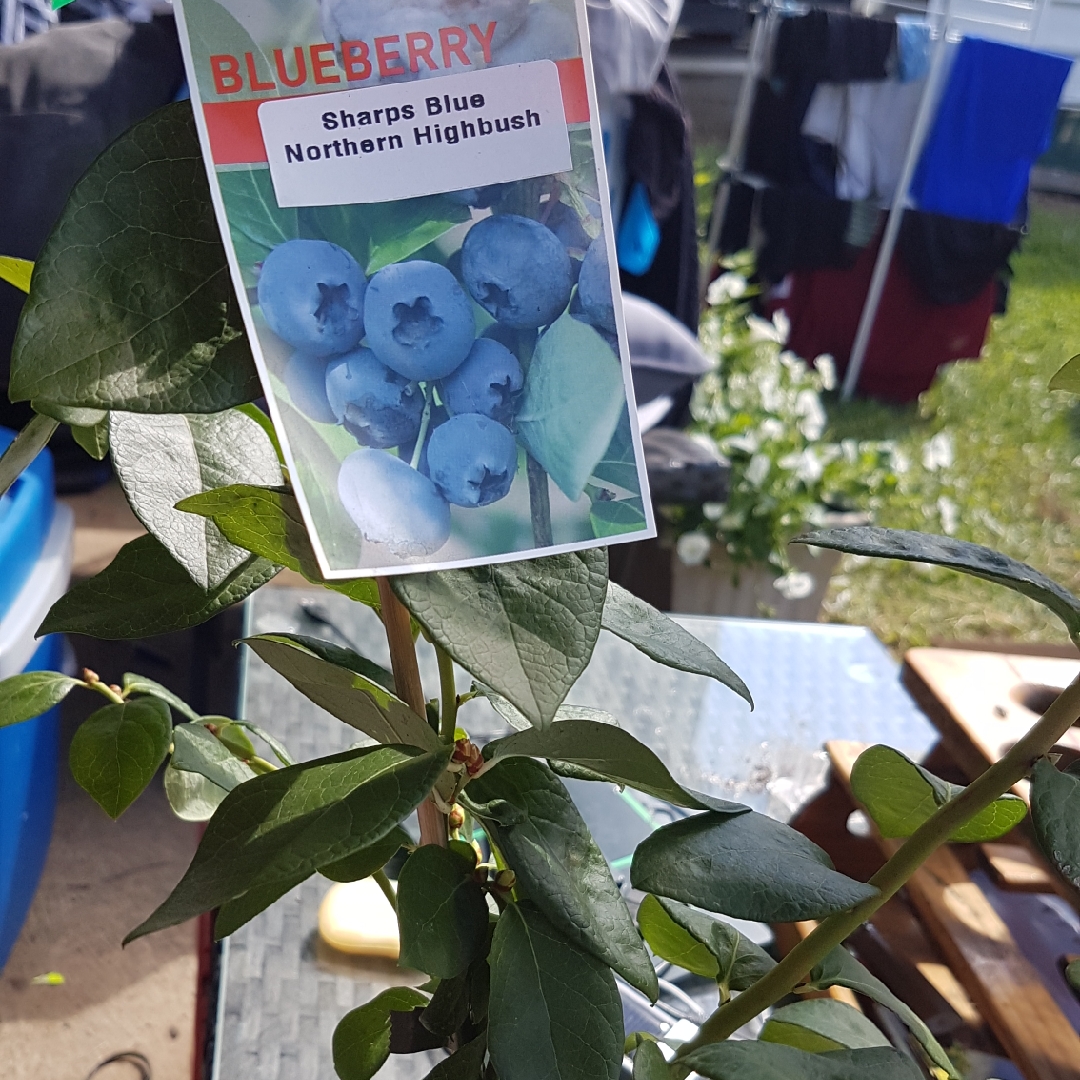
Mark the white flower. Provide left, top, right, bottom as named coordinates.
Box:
left=758, top=418, right=786, bottom=442
left=676, top=532, right=712, bottom=566
left=795, top=389, right=827, bottom=441
left=922, top=432, right=954, bottom=472
left=773, top=571, right=816, bottom=600
left=745, top=453, right=771, bottom=487
left=937, top=495, right=960, bottom=536
left=726, top=433, right=760, bottom=455
left=778, top=448, right=824, bottom=484
left=702, top=502, right=726, bottom=521
left=746, top=315, right=785, bottom=343
left=814, top=354, right=837, bottom=391
left=707, top=272, right=748, bottom=306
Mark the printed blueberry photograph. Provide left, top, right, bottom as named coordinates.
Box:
left=194, top=0, right=649, bottom=573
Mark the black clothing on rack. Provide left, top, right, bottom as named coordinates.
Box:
left=758, top=187, right=856, bottom=283
left=772, top=10, right=896, bottom=83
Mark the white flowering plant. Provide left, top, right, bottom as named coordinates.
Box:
left=667, top=263, right=899, bottom=575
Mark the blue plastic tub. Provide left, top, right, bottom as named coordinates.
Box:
left=0, top=633, right=62, bottom=969
left=0, top=427, right=54, bottom=621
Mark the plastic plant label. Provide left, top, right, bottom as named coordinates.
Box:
left=259, top=61, right=572, bottom=207
left=171, top=0, right=654, bottom=579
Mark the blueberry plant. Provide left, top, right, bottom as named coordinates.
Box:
left=3, top=102, right=1080, bottom=1080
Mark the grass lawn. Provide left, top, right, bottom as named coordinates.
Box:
left=819, top=195, right=1080, bottom=652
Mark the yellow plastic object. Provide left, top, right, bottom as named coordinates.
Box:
left=318, top=877, right=399, bottom=958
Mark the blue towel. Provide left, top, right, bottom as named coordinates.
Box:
left=911, top=37, right=1072, bottom=224
left=617, top=182, right=662, bottom=277
left=896, top=16, right=931, bottom=83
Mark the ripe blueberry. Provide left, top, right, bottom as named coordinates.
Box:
left=338, top=449, right=450, bottom=558
left=283, top=351, right=336, bottom=424
left=578, top=235, right=617, bottom=334
left=365, top=260, right=476, bottom=382
left=439, top=338, right=523, bottom=424
left=325, top=347, right=424, bottom=449
left=461, top=214, right=573, bottom=329
left=258, top=239, right=366, bottom=357
left=427, top=413, right=518, bottom=507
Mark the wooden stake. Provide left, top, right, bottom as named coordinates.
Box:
left=377, top=578, right=447, bottom=848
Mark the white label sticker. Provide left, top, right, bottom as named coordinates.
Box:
left=258, top=60, right=572, bottom=208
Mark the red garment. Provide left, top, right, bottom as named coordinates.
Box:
left=777, top=235, right=996, bottom=402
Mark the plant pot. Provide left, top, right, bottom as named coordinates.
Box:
left=670, top=512, right=868, bottom=621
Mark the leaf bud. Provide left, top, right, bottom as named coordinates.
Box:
left=448, top=804, right=465, bottom=831
left=493, top=869, right=516, bottom=892
left=82, top=669, right=100, bottom=684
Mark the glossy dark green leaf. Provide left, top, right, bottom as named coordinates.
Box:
left=422, top=1033, right=486, bottom=1080
left=10, top=103, right=259, bottom=413
left=637, top=895, right=774, bottom=993
left=808, top=947, right=957, bottom=1078
left=760, top=1000, right=890, bottom=1053
left=602, top=583, right=752, bottom=706
left=681, top=1043, right=921, bottom=1080
left=488, top=902, right=623, bottom=1080
left=0, top=671, right=81, bottom=727
left=398, top=846, right=490, bottom=979
left=632, top=1040, right=669, bottom=1080
left=420, top=972, right=469, bottom=1036
left=163, top=763, right=228, bottom=822
left=851, top=745, right=1026, bottom=842
left=1050, top=354, right=1080, bottom=394
left=320, top=825, right=411, bottom=883
left=122, top=673, right=200, bottom=722
left=177, top=484, right=380, bottom=607
left=466, top=758, right=658, bottom=1000
left=1030, top=758, right=1080, bottom=889
left=126, top=742, right=448, bottom=942
left=392, top=550, right=608, bottom=729
left=483, top=719, right=747, bottom=814
left=333, top=987, right=429, bottom=1080
left=70, top=699, right=172, bottom=819
left=796, top=526, right=1080, bottom=643
left=630, top=811, right=877, bottom=923
left=40, top=534, right=278, bottom=640
left=214, top=872, right=308, bottom=939
left=241, top=634, right=435, bottom=748
left=169, top=723, right=255, bottom=792
left=112, top=409, right=282, bottom=589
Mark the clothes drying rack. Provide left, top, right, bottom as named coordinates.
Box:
left=700, top=0, right=1054, bottom=400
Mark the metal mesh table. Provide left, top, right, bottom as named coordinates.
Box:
left=211, top=586, right=938, bottom=1080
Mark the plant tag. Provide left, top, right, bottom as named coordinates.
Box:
left=170, top=0, right=654, bottom=578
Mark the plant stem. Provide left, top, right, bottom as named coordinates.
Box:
left=410, top=387, right=433, bottom=471
left=527, top=453, right=553, bottom=547
left=436, top=645, right=458, bottom=743
left=377, top=578, right=447, bottom=848
left=86, top=681, right=125, bottom=705
left=675, top=672, right=1080, bottom=1057
left=374, top=868, right=397, bottom=913
left=0, top=415, right=57, bottom=499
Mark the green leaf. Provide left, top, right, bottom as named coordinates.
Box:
left=364, top=194, right=471, bottom=273
left=422, top=1032, right=487, bottom=1080
left=235, top=403, right=284, bottom=463
left=122, top=673, right=200, bottom=722
left=125, top=742, right=448, bottom=942
left=111, top=410, right=282, bottom=589
left=163, top=763, right=228, bottom=822
left=214, top=720, right=256, bottom=760
left=636, top=895, right=774, bottom=992
left=517, top=312, right=629, bottom=500
left=1067, top=958, right=1080, bottom=993
left=591, top=496, right=647, bottom=538
left=631, top=811, right=877, bottom=923
left=177, top=484, right=380, bottom=607
left=632, top=1040, right=669, bottom=1080
left=419, top=972, right=469, bottom=1037
left=1050, top=354, right=1080, bottom=394
left=796, top=526, right=1080, bottom=644
left=217, top=166, right=299, bottom=288
left=0, top=255, right=33, bottom=292
left=760, top=1000, right=890, bottom=1053
left=169, top=723, right=255, bottom=792
left=320, top=825, right=411, bottom=882
left=31, top=402, right=107, bottom=427
left=681, top=1043, right=922, bottom=1080
left=40, top=535, right=279, bottom=640
left=71, top=415, right=110, bottom=460
left=333, top=987, right=430, bottom=1080
left=488, top=902, right=623, bottom=1080
left=0, top=671, right=81, bottom=727
left=398, top=846, right=490, bottom=979
left=214, top=872, right=308, bottom=939
left=230, top=720, right=294, bottom=766
left=70, top=699, right=172, bottom=819
left=466, top=758, right=658, bottom=1000
left=602, top=582, right=752, bottom=706
left=483, top=719, right=746, bottom=814
left=393, top=550, right=608, bottom=729
left=807, top=946, right=958, bottom=1078
left=10, top=103, right=259, bottom=413
left=851, top=745, right=1026, bottom=842
left=478, top=687, right=615, bottom=733
left=0, top=415, right=58, bottom=499
left=242, top=634, right=435, bottom=748
left=591, top=407, right=640, bottom=491
left=255, top=632, right=393, bottom=694
left=1030, top=758, right=1080, bottom=889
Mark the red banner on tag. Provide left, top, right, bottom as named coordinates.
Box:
left=203, top=57, right=589, bottom=166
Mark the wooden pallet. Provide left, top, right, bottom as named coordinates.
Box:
left=828, top=740, right=1080, bottom=1080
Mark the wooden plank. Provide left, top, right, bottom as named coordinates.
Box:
left=982, top=843, right=1056, bottom=893
left=828, top=740, right=1080, bottom=1080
